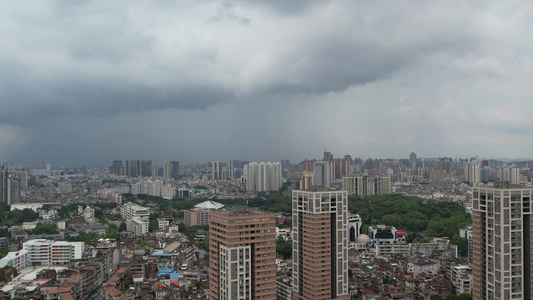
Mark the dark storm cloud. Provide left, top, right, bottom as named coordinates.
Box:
left=1, top=0, right=533, bottom=165
left=0, top=75, right=234, bottom=124
left=0, top=0, right=482, bottom=120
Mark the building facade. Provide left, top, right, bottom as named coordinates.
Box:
left=23, top=239, right=84, bottom=266
left=342, top=174, right=391, bottom=197
left=314, top=161, right=330, bottom=188
left=0, top=250, right=30, bottom=270
left=226, top=161, right=235, bottom=179
left=212, top=161, right=222, bottom=181
left=244, top=162, right=282, bottom=192
left=0, top=164, right=22, bottom=205
left=184, top=210, right=210, bottom=227
left=121, top=203, right=149, bottom=236
left=184, top=201, right=225, bottom=227
left=209, top=208, right=277, bottom=300
left=348, top=214, right=362, bottom=243
left=472, top=183, right=533, bottom=299
left=292, top=189, right=349, bottom=300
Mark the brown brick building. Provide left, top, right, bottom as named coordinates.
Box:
left=292, top=189, right=349, bottom=300
left=209, top=208, right=276, bottom=300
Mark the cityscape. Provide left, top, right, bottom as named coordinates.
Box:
left=0, top=151, right=532, bottom=299
left=2, top=1, right=533, bottom=300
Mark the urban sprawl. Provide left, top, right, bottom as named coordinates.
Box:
left=0, top=151, right=530, bottom=299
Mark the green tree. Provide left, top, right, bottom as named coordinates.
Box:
left=108, top=214, right=120, bottom=221
left=361, top=225, right=369, bottom=235
left=106, top=223, right=120, bottom=239
left=277, top=218, right=292, bottom=229
left=0, top=266, right=17, bottom=282
left=348, top=194, right=471, bottom=239
left=149, top=220, right=159, bottom=232
left=456, top=294, right=473, bottom=300
left=67, top=231, right=100, bottom=246
left=276, top=237, right=292, bottom=259
left=41, top=204, right=53, bottom=211
left=31, top=222, right=58, bottom=235
left=451, top=235, right=469, bottom=256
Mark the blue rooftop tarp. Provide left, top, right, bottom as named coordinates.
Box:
left=157, top=269, right=174, bottom=276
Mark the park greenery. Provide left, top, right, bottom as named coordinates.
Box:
left=28, top=222, right=58, bottom=235
left=0, top=206, right=39, bottom=228
left=348, top=194, right=471, bottom=254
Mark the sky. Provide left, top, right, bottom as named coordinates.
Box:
left=1, top=0, right=533, bottom=167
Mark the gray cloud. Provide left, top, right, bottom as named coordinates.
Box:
left=1, top=0, right=533, bottom=165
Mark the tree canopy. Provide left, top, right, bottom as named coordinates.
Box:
left=349, top=194, right=471, bottom=243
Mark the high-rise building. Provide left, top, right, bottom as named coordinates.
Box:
left=164, top=162, right=172, bottom=179
left=464, top=162, right=481, bottom=184
left=244, top=162, right=282, bottom=192
left=125, top=160, right=131, bottom=177
left=142, top=160, right=152, bottom=177
left=342, top=174, right=391, bottom=197
left=323, top=151, right=333, bottom=161
left=472, top=183, right=533, bottom=299
left=299, top=172, right=314, bottom=190
left=209, top=208, right=277, bottom=300
left=163, top=161, right=181, bottom=180
left=110, top=160, right=123, bottom=175
left=298, top=159, right=316, bottom=174
left=292, top=189, right=349, bottom=300
left=135, top=160, right=142, bottom=177
left=314, top=161, right=330, bottom=188
left=0, top=164, right=8, bottom=204
left=11, top=171, right=28, bottom=188
left=226, top=161, right=234, bottom=179
left=212, top=161, right=222, bottom=181
left=281, top=160, right=290, bottom=170
left=7, top=173, right=21, bottom=204
left=170, top=161, right=180, bottom=180
left=150, top=163, right=159, bottom=178
left=409, top=152, right=417, bottom=169
left=332, top=158, right=351, bottom=179
left=498, top=167, right=521, bottom=184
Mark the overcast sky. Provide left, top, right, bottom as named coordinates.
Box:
left=1, top=1, right=533, bottom=166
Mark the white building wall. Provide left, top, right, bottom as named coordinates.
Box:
left=244, top=162, right=282, bottom=192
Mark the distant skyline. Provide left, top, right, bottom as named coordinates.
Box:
left=1, top=1, right=533, bottom=166
left=5, top=152, right=533, bottom=169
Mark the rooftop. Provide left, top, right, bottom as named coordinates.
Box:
left=214, top=207, right=273, bottom=216
left=194, top=200, right=224, bottom=210
left=294, top=187, right=344, bottom=192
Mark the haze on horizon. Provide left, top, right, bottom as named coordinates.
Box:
left=1, top=1, right=533, bottom=167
